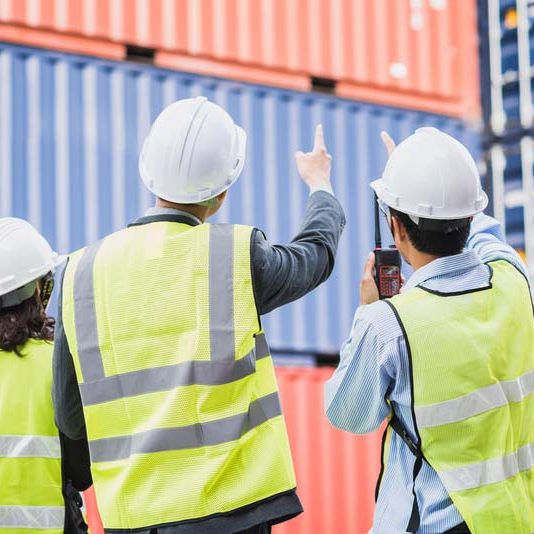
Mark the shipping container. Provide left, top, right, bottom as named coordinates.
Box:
left=83, top=486, right=103, bottom=534
left=274, top=367, right=383, bottom=534
left=478, top=0, right=534, bottom=136
left=483, top=135, right=534, bottom=270
left=82, top=366, right=384, bottom=534
left=0, top=0, right=480, bottom=118
left=0, top=43, right=481, bottom=354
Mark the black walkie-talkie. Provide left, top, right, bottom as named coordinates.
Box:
left=374, top=194, right=402, bottom=299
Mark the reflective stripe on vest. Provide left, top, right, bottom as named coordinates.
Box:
left=0, top=505, right=64, bottom=530
left=209, top=224, right=235, bottom=361
left=440, top=442, right=534, bottom=492
left=0, top=435, right=61, bottom=458
left=90, top=392, right=281, bottom=462
left=415, top=368, right=534, bottom=428
left=73, top=239, right=105, bottom=383
left=62, top=222, right=296, bottom=529
left=77, top=334, right=270, bottom=406
left=388, top=260, right=534, bottom=534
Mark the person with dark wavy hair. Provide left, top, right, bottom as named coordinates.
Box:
left=0, top=218, right=90, bottom=533
left=0, top=291, right=55, bottom=355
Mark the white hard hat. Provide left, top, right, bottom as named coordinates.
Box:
left=0, top=218, right=62, bottom=308
left=371, top=127, right=488, bottom=223
left=139, top=96, right=247, bottom=204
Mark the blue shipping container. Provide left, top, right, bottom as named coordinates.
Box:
left=479, top=0, right=534, bottom=137
left=0, top=44, right=481, bottom=354
left=484, top=136, right=534, bottom=257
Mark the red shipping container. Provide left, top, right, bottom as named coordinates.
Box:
left=274, top=367, right=382, bottom=534
left=83, top=486, right=104, bottom=534
left=83, top=366, right=382, bottom=534
left=0, top=0, right=479, bottom=118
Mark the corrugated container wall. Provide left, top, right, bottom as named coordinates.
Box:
left=0, top=44, right=481, bottom=354
left=483, top=135, right=534, bottom=271
left=478, top=0, right=534, bottom=137
left=82, top=367, right=385, bottom=534
left=0, top=0, right=480, bottom=118
left=477, top=0, right=534, bottom=269
left=274, top=367, right=383, bottom=534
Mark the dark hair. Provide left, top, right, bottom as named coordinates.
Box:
left=390, top=208, right=471, bottom=256
left=0, top=293, right=55, bottom=356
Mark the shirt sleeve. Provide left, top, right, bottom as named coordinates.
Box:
left=324, top=303, right=397, bottom=434
left=52, top=263, right=88, bottom=441
left=467, top=213, right=528, bottom=278
left=251, top=190, right=346, bottom=315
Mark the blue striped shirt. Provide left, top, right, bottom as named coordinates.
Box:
left=324, top=214, right=529, bottom=534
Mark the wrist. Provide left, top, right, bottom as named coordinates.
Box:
left=309, top=183, right=334, bottom=196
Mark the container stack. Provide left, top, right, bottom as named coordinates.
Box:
left=479, top=0, right=534, bottom=272
left=0, top=2, right=483, bottom=533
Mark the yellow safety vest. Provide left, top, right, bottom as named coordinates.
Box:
left=388, top=260, right=534, bottom=534
left=0, top=340, right=64, bottom=533
left=61, top=222, right=297, bottom=530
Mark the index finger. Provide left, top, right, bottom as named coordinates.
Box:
left=313, top=124, right=326, bottom=152
left=381, top=131, right=396, bottom=156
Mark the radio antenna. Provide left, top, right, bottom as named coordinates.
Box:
left=374, top=193, right=382, bottom=249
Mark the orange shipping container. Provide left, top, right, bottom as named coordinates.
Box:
left=83, top=367, right=382, bottom=534
left=0, top=0, right=479, bottom=118
left=274, top=367, right=383, bottom=534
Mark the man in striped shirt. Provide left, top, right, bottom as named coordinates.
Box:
left=325, top=129, right=534, bottom=534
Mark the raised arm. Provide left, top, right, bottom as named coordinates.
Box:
left=251, top=125, right=346, bottom=315
left=466, top=213, right=528, bottom=278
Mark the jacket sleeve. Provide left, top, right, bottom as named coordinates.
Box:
left=52, top=263, right=88, bottom=442
left=251, top=191, right=346, bottom=315
left=60, top=432, right=92, bottom=491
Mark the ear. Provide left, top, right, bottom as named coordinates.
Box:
left=391, top=215, right=408, bottom=243
left=206, top=191, right=228, bottom=217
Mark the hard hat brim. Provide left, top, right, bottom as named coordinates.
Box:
left=369, top=177, right=386, bottom=200
left=53, top=253, right=68, bottom=269
left=369, top=178, right=489, bottom=220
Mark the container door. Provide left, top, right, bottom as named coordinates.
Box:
left=484, top=0, right=534, bottom=136
left=487, top=136, right=534, bottom=274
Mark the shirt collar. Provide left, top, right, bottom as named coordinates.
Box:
left=403, top=250, right=483, bottom=291
left=129, top=207, right=203, bottom=228
left=144, top=207, right=203, bottom=225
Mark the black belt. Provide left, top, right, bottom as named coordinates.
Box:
left=389, top=413, right=424, bottom=533
left=388, top=413, right=471, bottom=534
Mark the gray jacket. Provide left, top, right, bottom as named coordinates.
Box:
left=52, top=190, right=345, bottom=533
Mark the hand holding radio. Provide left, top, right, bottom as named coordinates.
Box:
left=368, top=130, right=403, bottom=300
left=360, top=251, right=403, bottom=304
left=360, top=253, right=380, bottom=305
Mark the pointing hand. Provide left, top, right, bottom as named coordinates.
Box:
left=381, top=131, right=396, bottom=157
left=360, top=252, right=380, bottom=305
left=295, top=125, right=332, bottom=190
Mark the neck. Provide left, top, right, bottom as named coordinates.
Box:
left=155, top=198, right=209, bottom=222
left=409, top=251, right=441, bottom=271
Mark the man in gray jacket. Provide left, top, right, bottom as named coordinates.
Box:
left=53, top=97, right=345, bottom=534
